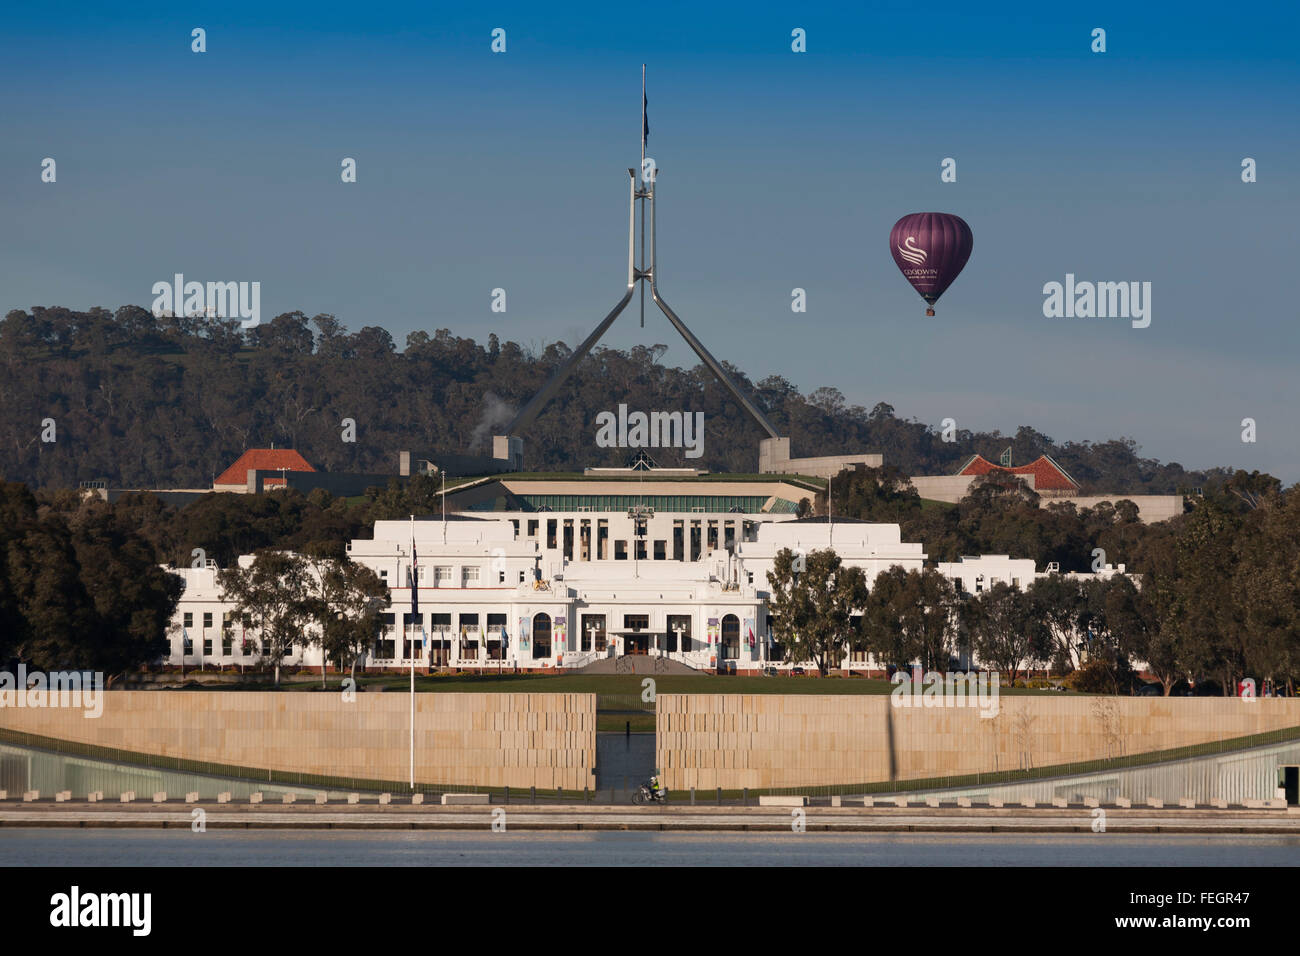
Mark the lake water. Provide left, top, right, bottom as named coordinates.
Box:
left=3, top=829, right=1299, bottom=866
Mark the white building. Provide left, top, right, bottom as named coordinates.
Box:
left=163, top=489, right=1129, bottom=676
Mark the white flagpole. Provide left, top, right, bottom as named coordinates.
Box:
left=409, top=513, right=416, bottom=790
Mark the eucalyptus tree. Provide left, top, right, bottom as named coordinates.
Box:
left=217, top=549, right=314, bottom=687
left=767, top=547, right=868, bottom=676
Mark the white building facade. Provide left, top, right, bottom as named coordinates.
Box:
left=163, top=512, right=1126, bottom=676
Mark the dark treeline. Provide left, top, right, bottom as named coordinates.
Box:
left=2, top=305, right=1227, bottom=491
left=0, top=477, right=442, bottom=677
left=829, top=467, right=1299, bottom=695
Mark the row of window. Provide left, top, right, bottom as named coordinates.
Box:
left=383, top=566, right=522, bottom=586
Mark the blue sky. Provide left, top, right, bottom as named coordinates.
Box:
left=2, top=1, right=1298, bottom=478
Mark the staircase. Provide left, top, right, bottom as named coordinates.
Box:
left=575, top=655, right=702, bottom=675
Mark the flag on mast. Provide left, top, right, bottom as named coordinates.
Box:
left=409, top=516, right=422, bottom=653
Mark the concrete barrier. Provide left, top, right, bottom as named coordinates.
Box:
left=378, top=793, right=392, bottom=805
left=1146, top=797, right=1164, bottom=809
left=1244, top=798, right=1286, bottom=809
left=1179, top=798, right=1196, bottom=809
left=988, top=798, right=1004, bottom=808
left=86, top=792, right=99, bottom=804
left=758, top=795, right=807, bottom=807
left=152, top=792, right=167, bottom=803
left=282, top=793, right=296, bottom=805
left=55, top=790, right=71, bottom=802
left=894, top=797, right=910, bottom=808
left=830, top=795, right=841, bottom=808
left=185, top=792, right=199, bottom=803
left=863, top=796, right=874, bottom=808
left=441, top=793, right=491, bottom=805
left=347, top=793, right=360, bottom=805
left=120, top=791, right=135, bottom=803
left=249, top=792, right=263, bottom=804
left=925, top=796, right=940, bottom=808
left=0, top=790, right=7, bottom=801
left=957, top=797, right=972, bottom=808
left=1051, top=797, right=1067, bottom=808
left=1084, top=796, right=1100, bottom=808
left=1211, top=797, right=1228, bottom=808
left=411, top=793, right=424, bottom=805
left=217, top=792, right=231, bottom=804
left=1021, top=799, right=1036, bottom=808
left=314, top=793, right=327, bottom=805
left=23, top=790, right=38, bottom=802
left=1115, top=797, right=1132, bottom=808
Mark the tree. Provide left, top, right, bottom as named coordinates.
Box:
left=217, top=550, right=313, bottom=687
left=860, top=566, right=959, bottom=672
left=1026, top=575, right=1086, bottom=672
left=302, top=542, right=388, bottom=686
left=964, top=581, right=1048, bottom=683
left=767, top=548, right=868, bottom=676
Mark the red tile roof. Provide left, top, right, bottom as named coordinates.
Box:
left=957, top=454, right=1079, bottom=492
left=215, top=449, right=316, bottom=487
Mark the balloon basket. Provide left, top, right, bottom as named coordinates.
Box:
left=925, top=308, right=935, bottom=316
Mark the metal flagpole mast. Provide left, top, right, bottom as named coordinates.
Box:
left=409, top=513, right=416, bottom=790
left=829, top=476, right=833, bottom=548
left=639, top=63, right=647, bottom=328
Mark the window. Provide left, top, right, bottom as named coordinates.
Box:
left=667, top=615, right=691, bottom=653
left=261, top=639, right=272, bottom=656
left=203, top=637, right=212, bottom=656
left=582, top=614, right=606, bottom=652
left=434, top=566, right=452, bottom=586
left=183, top=612, right=193, bottom=628
left=498, top=568, right=506, bottom=584
left=461, top=566, right=480, bottom=587
left=203, top=611, right=213, bottom=628
left=527, top=520, right=539, bottom=537
left=615, top=540, right=627, bottom=561
left=518, top=571, right=526, bottom=583
left=222, top=634, right=233, bottom=656
left=182, top=634, right=193, bottom=654
left=379, top=569, right=388, bottom=582
left=430, top=613, right=451, bottom=632
left=721, top=614, right=740, bottom=660
left=532, top=613, right=552, bottom=659
left=747, top=572, right=754, bottom=585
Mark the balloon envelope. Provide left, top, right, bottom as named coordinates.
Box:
left=889, top=212, right=973, bottom=311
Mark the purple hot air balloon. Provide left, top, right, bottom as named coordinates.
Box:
left=889, top=212, right=973, bottom=315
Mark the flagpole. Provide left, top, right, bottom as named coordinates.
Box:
left=639, top=63, right=647, bottom=328
left=409, top=513, right=415, bottom=790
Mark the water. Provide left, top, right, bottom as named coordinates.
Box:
left=3, top=830, right=1298, bottom=866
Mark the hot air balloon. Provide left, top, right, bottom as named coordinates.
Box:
left=889, top=212, right=973, bottom=315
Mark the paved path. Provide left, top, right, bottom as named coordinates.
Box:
left=4, top=803, right=1299, bottom=833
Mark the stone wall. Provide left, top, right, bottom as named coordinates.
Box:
left=656, top=694, right=1300, bottom=791
left=0, top=691, right=595, bottom=790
